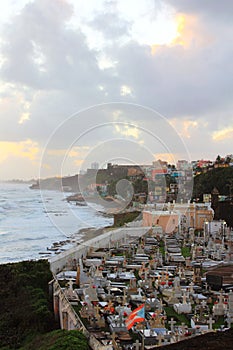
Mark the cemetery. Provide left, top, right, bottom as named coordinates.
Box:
left=51, top=222, right=233, bottom=349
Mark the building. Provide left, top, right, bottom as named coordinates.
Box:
left=143, top=202, right=214, bottom=234
left=143, top=206, right=179, bottom=234
left=91, top=162, right=99, bottom=170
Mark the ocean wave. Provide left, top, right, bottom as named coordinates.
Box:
left=0, top=183, right=113, bottom=264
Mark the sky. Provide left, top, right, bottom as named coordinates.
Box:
left=0, top=0, right=233, bottom=180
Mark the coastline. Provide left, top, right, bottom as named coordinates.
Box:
left=78, top=226, right=109, bottom=242
left=44, top=226, right=112, bottom=256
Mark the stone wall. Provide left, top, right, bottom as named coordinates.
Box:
left=50, top=226, right=150, bottom=274
left=53, top=279, right=113, bottom=349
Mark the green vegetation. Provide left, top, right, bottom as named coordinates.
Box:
left=213, top=316, right=225, bottom=330
left=164, top=306, right=189, bottom=326
left=193, top=167, right=233, bottom=199
left=181, top=246, right=191, bottom=258
left=0, top=260, right=56, bottom=349
left=21, top=330, right=88, bottom=350
left=159, top=241, right=165, bottom=257
left=0, top=260, right=88, bottom=350
left=113, top=211, right=141, bottom=227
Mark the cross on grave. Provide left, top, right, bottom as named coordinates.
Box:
left=168, top=318, right=176, bottom=333
left=122, top=288, right=128, bottom=305
left=157, top=333, right=164, bottom=346
left=111, top=332, right=118, bottom=350
left=133, top=339, right=142, bottom=350
left=207, top=315, right=215, bottom=331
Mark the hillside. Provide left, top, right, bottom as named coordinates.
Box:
left=193, top=167, right=233, bottom=200
left=0, top=260, right=88, bottom=350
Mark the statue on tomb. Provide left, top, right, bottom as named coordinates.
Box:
left=65, top=279, right=76, bottom=299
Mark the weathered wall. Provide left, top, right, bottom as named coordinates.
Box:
left=53, top=279, right=113, bottom=349
left=49, top=226, right=150, bottom=274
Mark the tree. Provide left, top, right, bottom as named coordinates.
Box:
left=215, top=155, right=222, bottom=164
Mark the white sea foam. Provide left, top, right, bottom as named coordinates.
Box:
left=0, top=183, right=113, bottom=264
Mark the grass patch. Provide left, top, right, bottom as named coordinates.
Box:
left=181, top=246, right=191, bottom=258
left=164, top=306, right=190, bottom=326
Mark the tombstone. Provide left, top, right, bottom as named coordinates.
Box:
left=168, top=318, right=176, bottom=333
left=195, top=300, right=207, bottom=322
left=167, top=289, right=179, bottom=305
left=157, top=333, right=164, bottom=346
left=84, top=285, right=99, bottom=303
left=94, top=266, right=103, bottom=278
left=149, top=313, right=165, bottom=328
left=80, top=302, right=89, bottom=318
left=173, top=276, right=180, bottom=290
left=193, top=264, right=202, bottom=285
left=189, top=281, right=194, bottom=294
left=180, top=322, right=186, bottom=337
left=66, top=279, right=76, bottom=300
left=133, top=339, right=142, bottom=350
left=207, top=315, right=215, bottom=331
left=213, top=290, right=227, bottom=316
left=173, top=289, right=192, bottom=314
left=117, top=309, right=125, bottom=327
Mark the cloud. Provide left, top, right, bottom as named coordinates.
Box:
left=114, top=124, right=140, bottom=139
left=0, top=139, right=39, bottom=161
left=89, top=4, right=130, bottom=41
left=169, top=118, right=198, bottom=139
left=0, top=0, right=233, bottom=178
left=212, top=127, right=233, bottom=142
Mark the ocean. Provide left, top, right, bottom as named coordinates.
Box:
left=0, top=183, right=113, bottom=264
